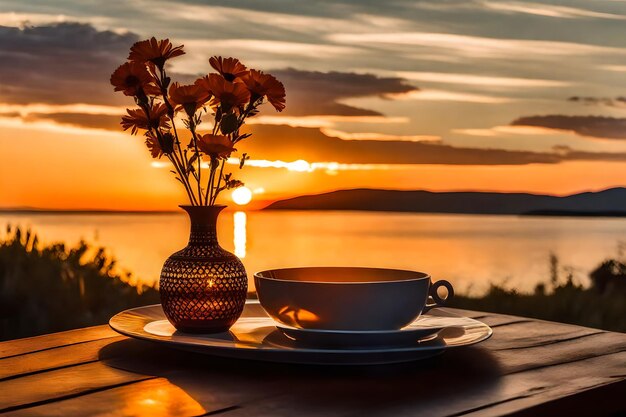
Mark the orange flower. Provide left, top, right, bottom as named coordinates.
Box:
left=209, top=56, right=248, bottom=82
left=128, top=37, right=185, bottom=69
left=121, top=103, right=169, bottom=135
left=110, top=62, right=160, bottom=96
left=197, top=134, right=236, bottom=159
left=145, top=131, right=174, bottom=158
left=196, top=74, right=251, bottom=111
left=168, top=82, right=211, bottom=116
left=145, top=133, right=163, bottom=158
left=243, top=69, right=286, bottom=112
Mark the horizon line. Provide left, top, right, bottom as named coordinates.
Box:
left=1, top=186, right=624, bottom=213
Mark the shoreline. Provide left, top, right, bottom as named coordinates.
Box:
left=1, top=208, right=625, bottom=218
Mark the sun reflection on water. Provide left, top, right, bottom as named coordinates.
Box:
left=233, top=211, right=247, bottom=259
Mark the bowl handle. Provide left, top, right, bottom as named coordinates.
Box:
left=422, top=280, right=454, bottom=314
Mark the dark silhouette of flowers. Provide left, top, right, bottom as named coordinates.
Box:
left=196, top=74, right=251, bottom=112
left=110, top=62, right=160, bottom=97
left=121, top=103, right=169, bottom=134
left=244, top=69, right=286, bottom=112
left=111, top=40, right=286, bottom=205
left=198, top=134, right=236, bottom=159
left=209, top=56, right=248, bottom=82
left=128, top=37, right=185, bottom=70
left=168, top=83, right=211, bottom=117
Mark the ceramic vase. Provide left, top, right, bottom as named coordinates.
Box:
left=160, top=205, right=247, bottom=333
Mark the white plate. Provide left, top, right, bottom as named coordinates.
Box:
left=275, top=317, right=448, bottom=347
left=109, top=300, right=492, bottom=365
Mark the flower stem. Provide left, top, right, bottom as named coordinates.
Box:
left=207, top=159, right=217, bottom=205
left=189, top=122, right=203, bottom=205
left=211, top=159, right=226, bottom=205
left=141, top=99, right=195, bottom=205
left=170, top=150, right=197, bottom=205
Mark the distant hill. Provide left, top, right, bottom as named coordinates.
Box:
left=265, top=188, right=626, bottom=216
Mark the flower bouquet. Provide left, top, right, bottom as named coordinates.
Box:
left=110, top=37, right=286, bottom=333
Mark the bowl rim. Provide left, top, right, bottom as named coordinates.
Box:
left=254, top=266, right=430, bottom=285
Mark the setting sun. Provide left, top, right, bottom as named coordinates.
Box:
left=232, top=186, right=253, bottom=205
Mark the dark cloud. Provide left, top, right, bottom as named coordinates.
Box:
left=0, top=22, right=138, bottom=105
left=25, top=113, right=122, bottom=130
left=511, top=115, right=626, bottom=139
left=564, top=149, right=626, bottom=162
left=241, top=125, right=626, bottom=165
left=153, top=69, right=418, bottom=117
left=568, top=96, right=626, bottom=108
left=0, top=22, right=417, bottom=118
left=272, top=69, right=418, bottom=116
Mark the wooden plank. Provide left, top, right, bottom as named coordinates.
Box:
left=469, top=319, right=606, bottom=351
left=486, top=378, right=626, bottom=417
left=437, top=309, right=537, bottom=329
left=464, top=351, right=626, bottom=417
left=487, top=332, right=626, bottom=375
left=2, top=378, right=209, bottom=417
left=446, top=308, right=505, bottom=321
left=0, top=336, right=288, bottom=415
left=0, top=336, right=126, bottom=380
left=208, top=351, right=626, bottom=417
left=0, top=361, right=152, bottom=413
left=1, top=348, right=301, bottom=416
left=492, top=330, right=606, bottom=353
left=0, top=326, right=117, bottom=359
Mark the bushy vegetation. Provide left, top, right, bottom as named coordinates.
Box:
left=451, top=255, right=626, bottom=332
left=0, top=226, right=159, bottom=341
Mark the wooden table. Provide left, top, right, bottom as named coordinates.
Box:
left=1, top=308, right=625, bottom=417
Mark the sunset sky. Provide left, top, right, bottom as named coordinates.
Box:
left=1, top=0, right=626, bottom=210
